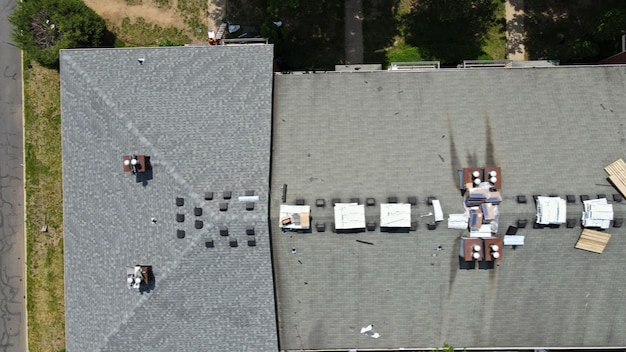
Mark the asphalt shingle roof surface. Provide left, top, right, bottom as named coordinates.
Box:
left=270, top=66, right=626, bottom=350
left=61, top=45, right=277, bottom=352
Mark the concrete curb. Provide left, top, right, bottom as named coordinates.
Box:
left=20, top=48, right=30, bottom=352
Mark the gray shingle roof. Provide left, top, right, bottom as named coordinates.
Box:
left=270, top=66, right=626, bottom=350
left=61, top=45, right=277, bottom=352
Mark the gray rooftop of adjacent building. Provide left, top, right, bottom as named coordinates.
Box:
left=60, top=45, right=277, bottom=352
left=270, top=66, right=626, bottom=350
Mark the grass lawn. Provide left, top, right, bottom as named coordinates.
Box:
left=110, top=17, right=191, bottom=46
left=482, top=0, right=507, bottom=61
left=364, top=0, right=506, bottom=67
left=23, top=59, right=65, bottom=352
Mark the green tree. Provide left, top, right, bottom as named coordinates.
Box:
left=10, top=0, right=107, bottom=68
left=403, top=0, right=499, bottom=65
left=520, top=0, right=626, bottom=62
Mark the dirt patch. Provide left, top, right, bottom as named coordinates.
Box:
left=207, top=0, right=226, bottom=31
left=84, top=0, right=228, bottom=43
left=84, top=0, right=185, bottom=28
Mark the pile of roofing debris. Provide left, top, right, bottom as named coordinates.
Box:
left=449, top=167, right=504, bottom=267
left=449, top=168, right=502, bottom=236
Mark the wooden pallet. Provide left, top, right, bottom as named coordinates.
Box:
left=605, top=159, right=626, bottom=198
left=575, top=229, right=611, bottom=254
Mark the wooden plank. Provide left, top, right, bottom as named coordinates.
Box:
left=609, top=176, right=626, bottom=195
left=609, top=166, right=626, bottom=180
left=576, top=240, right=606, bottom=252
left=576, top=229, right=611, bottom=253
left=576, top=242, right=604, bottom=253
left=605, top=159, right=626, bottom=199
left=581, top=229, right=611, bottom=241
left=604, top=159, right=626, bottom=175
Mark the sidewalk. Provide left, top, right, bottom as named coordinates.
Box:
left=506, top=0, right=526, bottom=60
left=345, top=0, right=364, bottom=64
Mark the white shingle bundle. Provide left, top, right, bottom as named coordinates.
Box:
left=536, top=196, right=566, bottom=225
left=334, top=203, right=365, bottom=229
left=448, top=213, right=469, bottom=229
left=582, top=198, right=613, bottom=229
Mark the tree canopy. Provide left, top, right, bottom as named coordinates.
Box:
left=10, top=0, right=107, bottom=68
left=402, top=0, right=499, bottom=65
left=520, top=0, right=626, bottom=62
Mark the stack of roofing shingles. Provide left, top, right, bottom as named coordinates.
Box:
left=582, top=198, right=613, bottom=229
left=536, top=196, right=567, bottom=225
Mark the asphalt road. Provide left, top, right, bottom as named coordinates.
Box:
left=0, top=0, right=27, bottom=351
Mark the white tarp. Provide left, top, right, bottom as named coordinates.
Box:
left=334, top=203, right=366, bottom=229
left=380, top=203, right=411, bottom=227
left=582, top=198, right=613, bottom=229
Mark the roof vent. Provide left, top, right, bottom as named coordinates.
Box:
left=176, top=213, right=184, bottom=222
left=248, top=239, right=256, bottom=247
left=229, top=239, right=238, bottom=247
left=138, top=58, right=145, bottom=65
left=176, top=197, right=184, bottom=206
left=122, top=154, right=148, bottom=174
left=176, top=230, right=185, bottom=238
left=204, top=191, right=213, bottom=200
left=194, top=207, right=202, bottom=216
left=126, top=265, right=152, bottom=289
left=219, top=226, right=228, bottom=236
left=195, top=220, right=203, bottom=229
left=246, top=226, right=255, bottom=235
left=205, top=240, right=214, bottom=248
left=223, top=191, right=232, bottom=199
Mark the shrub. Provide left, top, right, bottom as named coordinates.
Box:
left=10, top=0, right=107, bottom=69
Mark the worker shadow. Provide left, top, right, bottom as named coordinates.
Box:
left=139, top=269, right=156, bottom=295
left=478, top=261, right=495, bottom=270
left=458, top=258, right=476, bottom=270
left=380, top=227, right=410, bottom=233
left=135, top=156, right=153, bottom=186
left=336, top=228, right=365, bottom=234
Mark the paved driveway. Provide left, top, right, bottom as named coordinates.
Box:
left=0, top=0, right=27, bottom=351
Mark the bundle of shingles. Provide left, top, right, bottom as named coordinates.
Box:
left=536, top=196, right=566, bottom=225
left=582, top=198, right=613, bottom=229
